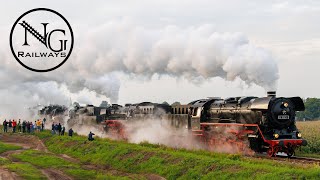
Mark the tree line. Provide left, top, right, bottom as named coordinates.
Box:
left=296, top=98, right=320, bottom=121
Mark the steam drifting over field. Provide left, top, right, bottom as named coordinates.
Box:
left=123, top=119, right=253, bottom=154
left=49, top=116, right=253, bottom=155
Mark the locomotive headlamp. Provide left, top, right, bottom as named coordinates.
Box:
left=284, top=102, right=289, bottom=108
left=297, top=132, right=302, bottom=138
left=273, top=133, right=279, bottom=139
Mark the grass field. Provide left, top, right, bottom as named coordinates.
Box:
left=0, top=137, right=138, bottom=179
left=1, top=123, right=320, bottom=179
left=296, top=120, right=320, bottom=155
left=5, top=163, right=46, bottom=180
left=34, top=131, right=320, bottom=179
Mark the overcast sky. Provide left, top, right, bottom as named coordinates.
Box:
left=0, top=0, right=319, bottom=112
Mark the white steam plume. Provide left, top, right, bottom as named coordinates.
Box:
left=0, top=20, right=278, bottom=118
left=78, top=20, right=279, bottom=89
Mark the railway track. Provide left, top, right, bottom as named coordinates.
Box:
left=281, top=156, right=320, bottom=164
left=253, top=153, right=320, bottom=164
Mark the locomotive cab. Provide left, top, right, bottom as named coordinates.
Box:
left=189, top=98, right=220, bottom=130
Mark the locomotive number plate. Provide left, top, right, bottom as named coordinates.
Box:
left=278, top=115, right=289, bottom=119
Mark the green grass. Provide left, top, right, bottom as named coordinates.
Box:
left=0, top=157, right=11, bottom=165
left=35, top=130, right=320, bottom=180
left=5, top=163, right=46, bottom=180
left=1, top=127, right=320, bottom=179
left=12, top=150, right=77, bottom=169
left=64, top=169, right=97, bottom=179
left=295, top=152, right=320, bottom=159
left=0, top=142, right=21, bottom=153
left=64, top=169, right=131, bottom=180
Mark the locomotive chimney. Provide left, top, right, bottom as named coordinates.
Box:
left=267, top=91, right=276, bottom=97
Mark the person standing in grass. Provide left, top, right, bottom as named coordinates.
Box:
left=58, top=123, right=62, bottom=135
left=43, top=117, right=46, bottom=129
left=30, top=122, right=34, bottom=133
left=22, top=120, right=26, bottom=133
left=17, top=119, right=21, bottom=133
left=8, top=120, right=12, bottom=132
left=27, top=121, right=31, bottom=133
left=34, top=121, right=37, bottom=132
left=61, top=126, right=65, bottom=136
left=3, top=119, right=7, bottom=133
left=12, top=120, right=16, bottom=133
left=68, top=128, right=73, bottom=137
left=55, top=124, right=59, bottom=134
left=36, top=119, right=41, bottom=132
left=51, top=123, right=55, bottom=134
left=41, top=121, right=44, bottom=131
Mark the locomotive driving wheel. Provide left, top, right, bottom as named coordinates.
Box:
left=267, top=147, right=275, bottom=157
left=267, top=146, right=280, bottom=157
left=286, top=148, right=295, bottom=158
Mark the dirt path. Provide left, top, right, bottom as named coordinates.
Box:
left=0, top=134, right=72, bottom=180
left=0, top=134, right=47, bottom=152
left=0, top=167, right=20, bottom=180
left=41, top=169, right=73, bottom=180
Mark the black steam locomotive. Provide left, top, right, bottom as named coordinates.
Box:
left=187, top=91, right=307, bottom=156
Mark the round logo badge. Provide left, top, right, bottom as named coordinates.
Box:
left=10, top=8, right=74, bottom=72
